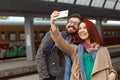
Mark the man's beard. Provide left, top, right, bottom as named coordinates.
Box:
left=66, top=30, right=77, bottom=35
left=66, top=26, right=78, bottom=35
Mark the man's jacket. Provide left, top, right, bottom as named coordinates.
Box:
left=35, top=31, right=67, bottom=80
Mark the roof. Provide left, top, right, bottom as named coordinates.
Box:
left=0, top=0, right=120, bottom=20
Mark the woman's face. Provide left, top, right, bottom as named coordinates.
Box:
left=78, top=22, right=89, bottom=41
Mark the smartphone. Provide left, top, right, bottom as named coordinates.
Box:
left=57, top=10, right=69, bottom=18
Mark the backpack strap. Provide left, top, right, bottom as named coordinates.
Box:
left=51, top=31, right=64, bottom=51
left=51, top=43, right=56, bottom=51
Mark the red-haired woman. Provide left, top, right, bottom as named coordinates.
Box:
left=50, top=11, right=117, bottom=80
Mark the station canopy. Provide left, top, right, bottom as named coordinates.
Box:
left=0, top=0, right=120, bottom=20
left=45, top=0, right=120, bottom=10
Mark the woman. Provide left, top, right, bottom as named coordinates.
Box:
left=50, top=11, right=117, bottom=80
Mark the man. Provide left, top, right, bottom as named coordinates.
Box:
left=35, top=12, right=81, bottom=80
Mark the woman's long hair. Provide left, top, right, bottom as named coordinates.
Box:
left=75, top=19, right=105, bottom=46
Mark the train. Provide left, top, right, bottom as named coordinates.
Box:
left=0, top=18, right=120, bottom=59
left=0, top=19, right=66, bottom=59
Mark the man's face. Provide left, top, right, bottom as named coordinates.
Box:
left=66, top=17, right=80, bottom=35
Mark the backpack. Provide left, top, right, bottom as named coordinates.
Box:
left=48, top=43, right=65, bottom=76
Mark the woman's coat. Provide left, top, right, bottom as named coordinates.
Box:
left=50, top=29, right=116, bottom=80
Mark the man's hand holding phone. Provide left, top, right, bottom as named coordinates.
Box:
left=50, top=10, right=69, bottom=29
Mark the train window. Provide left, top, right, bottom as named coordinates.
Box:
left=8, top=31, right=16, bottom=41
left=112, top=31, right=115, bottom=35
left=106, top=30, right=108, bottom=35
left=103, top=30, right=107, bottom=36
left=20, top=32, right=25, bottom=40
left=116, top=30, right=118, bottom=35
left=118, top=30, right=120, bottom=35
left=108, top=30, right=111, bottom=35
left=34, top=31, right=38, bottom=40
left=1, top=31, right=5, bottom=41
left=39, top=31, right=46, bottom=40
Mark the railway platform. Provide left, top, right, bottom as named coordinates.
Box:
left=0, top=58, right=37, bottom=79
left=0, top=57, right=120, bottom=80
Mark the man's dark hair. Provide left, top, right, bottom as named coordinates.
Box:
left=68, top=13, right=81, bottom=20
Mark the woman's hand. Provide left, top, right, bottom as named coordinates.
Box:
left=109, top=72, right=116, bottom=80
